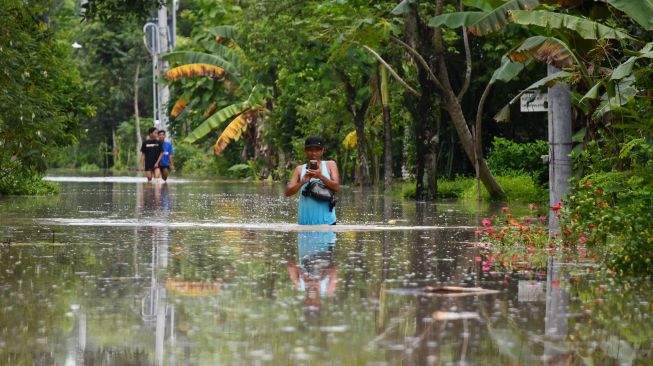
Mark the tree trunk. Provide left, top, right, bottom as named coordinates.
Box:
left=440, top=86, right=505, bottom=197
left=278, top=150, right=287, bottom=183
left=354, top=113, right=370, bottom=186
left=133, top=62, right=142, bottom=168
left=381, top=65, right=393, bottom=191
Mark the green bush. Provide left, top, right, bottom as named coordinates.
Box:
left=400, top=174, right=543, bottom=202
left=461, top=174, right=543, bottom=202
left=80, top=163, right=100, bottom=172
left=0, top=159, right=58, bottom=195
left=487, top=137, right=548, bottom=184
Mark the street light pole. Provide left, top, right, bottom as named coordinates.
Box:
left=143, top=1, right=177, bottom=135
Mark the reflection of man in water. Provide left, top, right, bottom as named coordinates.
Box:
left=286, top=231, right=338, bottom=313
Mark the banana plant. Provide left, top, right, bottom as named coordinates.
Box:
left=162, top=26, right=270, bottom=155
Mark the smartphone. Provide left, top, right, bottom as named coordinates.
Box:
left=309, top=160, right=318, bottom=170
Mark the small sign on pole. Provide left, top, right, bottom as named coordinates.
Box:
left=520, top=91, right=548, bottom=112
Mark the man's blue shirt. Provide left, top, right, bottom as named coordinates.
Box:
left=160, top=140, right=174, bottom=167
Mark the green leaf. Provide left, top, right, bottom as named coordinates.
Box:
left=464, top=0, right=502, bottom=12
left=391, top=0, right=416, bottom=15
left=611, top=43, right=653, bottom=80
left=494, top=71, right=572, bottom=122
left=509, top=36, right=581, bottom=70
left=508, top=10, right=634, bottom=40
left=207, top=25, right=239, bottom=40
left=162, top=51, right=241, bottom=82
left=429, top=12, right=486, bottom=28
left=607, top=0, right=653, bottom=30
left=468, top=0, right=540, bottom=36
left=579, top=81, right=603, bottom=105
left=183, top=102, right=250, bottom=144
left=490, top=56, right=532, bottom=84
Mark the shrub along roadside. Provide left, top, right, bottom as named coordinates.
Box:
left=401, top=174, right=544, bottom=203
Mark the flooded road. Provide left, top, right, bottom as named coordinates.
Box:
left=0, top=176, right=651, bottom=365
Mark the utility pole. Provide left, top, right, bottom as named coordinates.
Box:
left=547, top=65, right=573, bottom=233
left=144, top=1, right=177, bottom=135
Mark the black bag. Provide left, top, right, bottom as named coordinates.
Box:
left=302, top=180, right=337, bottom=211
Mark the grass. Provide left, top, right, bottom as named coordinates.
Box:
left=400, top=174, right=545, bottom=203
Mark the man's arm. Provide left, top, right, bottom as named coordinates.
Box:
left=318, top=161, right=340, bottom=192
left=169, top=154, right=175, bottom=172
left=285, top=166, right=309, bottom=196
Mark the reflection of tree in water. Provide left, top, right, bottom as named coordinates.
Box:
left=168, top=244, right=235, bottom=283
left=83, top=347, right=150, bottom=365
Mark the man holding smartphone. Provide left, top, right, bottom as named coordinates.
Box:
left=285, top=136, right=340, bottom=225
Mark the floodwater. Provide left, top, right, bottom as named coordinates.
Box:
left=0, top=175, right=651, bottom=365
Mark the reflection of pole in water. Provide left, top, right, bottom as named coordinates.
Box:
left=544, top=257, right=569, bottom=362
left=64, top=305, right=86, bottom=366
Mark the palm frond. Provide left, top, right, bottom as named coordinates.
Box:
left=202, top=102, right=218, bottom=119
left=170, top=96, right=189, bottom=118
left=467, top=0, right=540, bottom=35
left=508, top=10, right=634, bottom=40
left=165, top=64, right=225, bottom=81
left=183, top=102, right=250, bottom=144
left=214, top=109, right=267, bottom=155
left=163, top=51, right=240, bottom=80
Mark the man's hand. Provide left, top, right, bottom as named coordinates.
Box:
left=171, top=165, right=175, bottom=173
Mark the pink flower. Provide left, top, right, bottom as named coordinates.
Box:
left=528, top=203, right=538, bottom=210
left=538, top=215, right=546, bottom=222
left=524, top=217, right=532, bottom=224
left=485, top=227, right=495, bottom=234
left=482, top=219, right=491, bottom=227
left=501, top=207, right=509, bottom=212
left=579, top=236, right=587, bottom=244
left=474, top=230, right=483, bottom=235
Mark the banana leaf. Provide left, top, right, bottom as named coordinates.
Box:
left=183, top=101, right=249, bottom=144
left=163, top=51, right=241, bottom=81
left=607, top=0, right=653, bottom=31
left=508, top=10, right=634, bottom=40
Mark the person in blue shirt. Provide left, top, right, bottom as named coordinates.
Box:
left=155, top=130, right=175, bottom=181
left=285, top=136, right=340, bottom=225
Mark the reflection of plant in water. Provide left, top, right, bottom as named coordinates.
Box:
left=476, top=205, right=593, bottom=272
left=564, top=272, right=653, bottom=365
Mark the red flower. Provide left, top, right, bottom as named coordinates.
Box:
left=588, top=223, right=596, bottom=229
left=584, top=181, right=591, bottom=187
left=485, top=227, right=495, bottom=234
left=482, top=219, right=491, bottom=227
left=538, top=215, right=546, bottom=222
left=551, top=203, right=562, bottom=211
left=524, top=216, right=532, bottom=224
left=579, top=236, right=587, bottom=244
left=594, top=189, right=603, bottom=195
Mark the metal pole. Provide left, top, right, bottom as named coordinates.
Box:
left=143, top=23, right=160, bottom=127
left=547, top=65, right=572, bottom=233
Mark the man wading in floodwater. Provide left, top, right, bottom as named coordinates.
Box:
left=140, top=127, right=162, bottom=182
left=285, top=136, right=340, bottom=225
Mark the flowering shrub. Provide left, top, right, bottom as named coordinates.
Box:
left=476, top=203, right=596, bottom=272
left=477, top=176, right=653, bottom=275
left=562, top=176, right=653, bottom=275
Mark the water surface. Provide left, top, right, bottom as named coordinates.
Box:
left=0, top=176, right=650, bottom=365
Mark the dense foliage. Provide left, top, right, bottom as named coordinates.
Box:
left=0, top=0, right=93, bottom=194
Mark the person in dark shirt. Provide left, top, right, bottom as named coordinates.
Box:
left=140, top=127, right=163, bottom=182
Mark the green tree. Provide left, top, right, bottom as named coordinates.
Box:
left=0, top=0, right=93, bottom=194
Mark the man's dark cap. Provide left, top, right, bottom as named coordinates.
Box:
left=304, top=136, right=324, bottom=149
